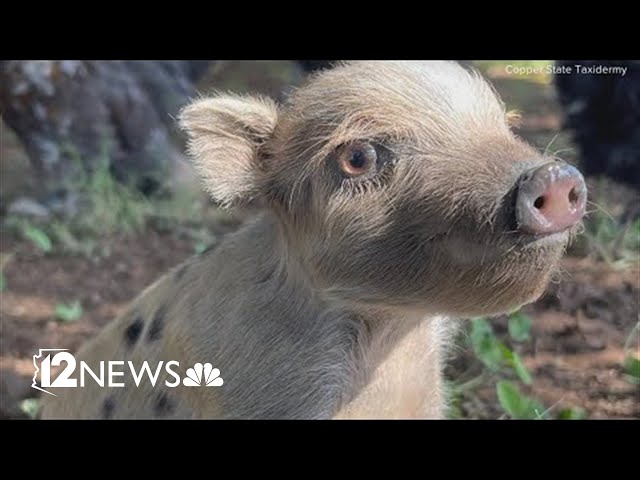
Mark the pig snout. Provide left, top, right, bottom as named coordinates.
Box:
left=516, top=162, right=587, bottom=235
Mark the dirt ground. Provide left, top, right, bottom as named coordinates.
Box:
left=446, top=256, right=639, bottom=419
left=1, top=61, right=639, bottom=419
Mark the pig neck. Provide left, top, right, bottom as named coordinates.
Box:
left=330, top=306, right=448, bottom=419
left=255, top=211, right=449, bottom=418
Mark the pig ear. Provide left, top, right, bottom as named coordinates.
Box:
left=178, top=94, right=279, bottom=207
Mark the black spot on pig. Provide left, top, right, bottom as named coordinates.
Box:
left=124, top=316, right=144, bottom=347
left=153, top=393, right=176, bottom=417
left=146, top=306, right=167, bottom=342
left=101, top=396, right=116, bottom=419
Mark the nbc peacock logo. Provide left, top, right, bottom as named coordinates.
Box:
left=182, top=362, right=224, bottom=387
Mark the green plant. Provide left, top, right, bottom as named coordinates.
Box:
left=496, top=381, right=546, bottom=420
left=451, top=314, right=542, bottom=419
left=623, top=321, right=640, bottom=385
left=18, top=398, right=40, bottom=419
left=55, top=300, right=83, bottom=323
left=74, top=159, right=151, bottom=236
left=4, top=217, right=55, bottom=253
left=508, top=312, right=532, bottom=343
left=3, top=147, right=214, bottom=257
left=557, top=407, right=588, bottom=420
left=21, top=223, right=53, bottom=252
left=0, top=253, right=10, bottom=292
left=451, top=312, right=589, bottom=420
left=623, top=356, right=640, bottom=384
left=470, top=317, right=532, bottom=385
left=581, top=189, right=640, bottom=268
left=48, top=221, right=96, bottom=257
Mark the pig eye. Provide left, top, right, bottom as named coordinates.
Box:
left=337, top=142, right=378, bottom=178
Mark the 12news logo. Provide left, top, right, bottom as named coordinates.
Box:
left=32, top=349, right=223, bottom=396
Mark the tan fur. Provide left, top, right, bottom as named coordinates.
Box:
left=180, top=93, right=279, bottom=207
left=40, top=61, right=582, bottom=419
left=334, top=314, right=450, bottom=419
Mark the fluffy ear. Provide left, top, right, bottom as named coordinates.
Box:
left=178, top=94, right=279, bottom=207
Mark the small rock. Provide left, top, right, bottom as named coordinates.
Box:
left=90, top=292, right=102, bottom=304
left=6, top=197, right=50, bottom=219
left=585, top=336, right=606, bottom=351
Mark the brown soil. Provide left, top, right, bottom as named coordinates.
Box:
left=447, top=257, right=639, bottom=419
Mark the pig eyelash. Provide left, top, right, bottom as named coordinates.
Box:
left=335, top=141, right=397, bottom=186
left=339, top=160, right=396, bottom=196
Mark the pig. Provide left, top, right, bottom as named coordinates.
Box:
left=40, top=60, right=587, bottom=419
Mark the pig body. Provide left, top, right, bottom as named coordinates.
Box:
left=41, top=61, right=586, bottom=419
left=42, top=214, right=450, bottom=419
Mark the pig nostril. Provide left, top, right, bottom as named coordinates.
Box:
left=568, top=187, right=579, bottom=205
left=518, top=163, right=587, bottom=234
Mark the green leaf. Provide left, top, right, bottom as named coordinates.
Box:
left=496, top=381, right=545, bottom=419
left=470, top=318, right=504, bottom=371
left=194, top=241, right=208, bottom=254
left=19, top=398, right=40, bottom=419
left=557, top=407, right=588, bottom=420
left=531, top=400, right=549, bottom=420
left=0, top=271, right=5, bottom=292
left=55, top=300, right=83, bottom=323
left=22, top=225, right=53, bottom=252
left=484, top=340, right=532, bottom=385
left=495, top=342, right=532, bottom=384
left=510, top=351, right=533, bottom=385
left=623, top=355, right=640, bottom=383
left=508, top=312, right=532, bottom=342
left=497, top=381, right=523, bottom=418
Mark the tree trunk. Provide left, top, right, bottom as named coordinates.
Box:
left=297, top=60, right=336, bottom=72
left=0, top=60, right=338, bottom=208
left=0, top=60, right=213, bottom=198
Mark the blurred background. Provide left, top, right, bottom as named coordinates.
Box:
left=0, top=60, right=638, bottom=419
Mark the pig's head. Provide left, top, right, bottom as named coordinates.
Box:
left=180, top=61, right=586, bottom=318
